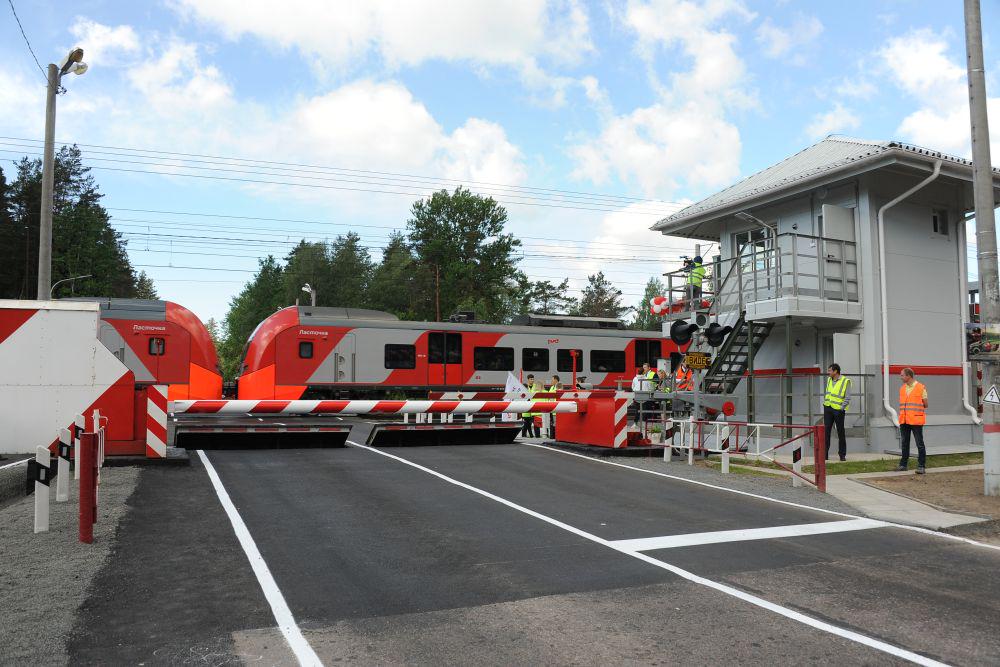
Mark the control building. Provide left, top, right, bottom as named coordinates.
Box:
left=653, top=136, right=1000, bottom=452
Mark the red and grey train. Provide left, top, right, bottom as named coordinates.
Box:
left=77, top=298, right=224, bottom=400
left=237, top=307, right=678, bottom=400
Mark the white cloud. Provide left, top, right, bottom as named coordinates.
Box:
left=754, top=14, right=823, bottom=62
left=569, top=0, right=754, bottom=197
left=168, top=0, right=593, bottom=107
left=805, top=103, right=860, bottom=140
left=832, top=75, right=877, bottom=100
left=879, top=28, right=999, bottom=157
left=69, top=18, right=140, bottom=65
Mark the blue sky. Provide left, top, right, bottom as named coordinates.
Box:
left=1, top=0, right=997, bottom=324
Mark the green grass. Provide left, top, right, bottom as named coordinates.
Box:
left=804, top=452, right=983, bottom=475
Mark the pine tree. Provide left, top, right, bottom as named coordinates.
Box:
left=575, top=271, right=627, bottom=318
left=218, top=256, right=285, bottom=380
left=407, top=187, right=521, bottom=322
left=369, top=232, right=419, bottom=318
left=631, top=277, right=666, bottom=331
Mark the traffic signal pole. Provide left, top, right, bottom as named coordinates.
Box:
left=964, top=0, right=1000, bottom=495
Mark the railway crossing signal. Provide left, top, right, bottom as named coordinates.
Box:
left=670, top=320, right=699, bottom=346
left=704, top=323, right=733, bottom=347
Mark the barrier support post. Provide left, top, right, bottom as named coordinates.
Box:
left=721, top=447, right=730, bottom=474
left=33, top=446, right=50, bottom=533
left=792, top=445, right=803, bottom=488
left=814, top=424, right=827, bottom=493
left=79, top=431, right=96, bottom=544
left=73, top=415, right=85, bottom=480
left=56, top=428, right=71, bottom=502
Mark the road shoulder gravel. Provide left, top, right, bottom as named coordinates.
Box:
left=0, top=466, right=140, bottom=666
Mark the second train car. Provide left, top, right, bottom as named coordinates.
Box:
left=237, top=306, right=678, bottom=399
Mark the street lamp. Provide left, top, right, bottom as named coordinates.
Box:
left=301, top=283, right=316, bottom=307
left=49, top=274, right=92, bottom=299
left=36, top=47, right=88, bottom=300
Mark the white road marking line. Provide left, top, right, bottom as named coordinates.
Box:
left=345, top=441, right=948, bottom=667
left=0, top=457, right=30, bottom=470
left=522, top=443, right=1000, bottom=552
left=196, top=450, right=323, bottom=667
left=610, top=519, right=885, bottom=552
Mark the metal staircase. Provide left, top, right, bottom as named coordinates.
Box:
left=702, top=316, right=773, bottom=394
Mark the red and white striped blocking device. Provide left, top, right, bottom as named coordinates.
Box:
left=613, top=391, right=632, bottom=448
left=146, top=385, right=168, bottom=458
left=168, top=399, right=580, bottom=416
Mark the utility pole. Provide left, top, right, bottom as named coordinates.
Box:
left=35, top=48, right=88, bottom=300
left=36, top=64, right=58, bottom=300
left=964, top=0, right=1000, bottom=495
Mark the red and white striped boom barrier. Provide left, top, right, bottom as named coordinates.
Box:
left=169, top=399, right=582, bottom=416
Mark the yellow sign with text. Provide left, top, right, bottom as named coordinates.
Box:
left=684, top=352, right=712, bottom=370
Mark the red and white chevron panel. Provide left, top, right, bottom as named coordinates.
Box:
left=146, top=385, right=168, bottom=458
left=169, top=399, right=580, bottom=416
left=613, top=391, right=633, bottom=448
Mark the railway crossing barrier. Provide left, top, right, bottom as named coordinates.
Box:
left=662, top=418, right=827, bottom=492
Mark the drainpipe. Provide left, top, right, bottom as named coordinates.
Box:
left=959, top=214, right=983, bottom=424
left=877, top=159, right=942, bottom=425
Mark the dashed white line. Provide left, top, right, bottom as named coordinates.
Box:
left=197, top=450, right=323, bottom=667
left=609, top=518, right=885, bottom=552
left=522, top=443, right=1000, bottom=552
left=346, top=441, right=948, bottom=667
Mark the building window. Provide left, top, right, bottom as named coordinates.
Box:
left=385, top=344, right=416, bottom=369
left=557, top=348, right=583, bottom=372
left=634, top=340, right=662, bottom=368
left=522, top=348, right=549, bottom=372
left=932, top=209, right=949, bottom=237
left=148, top=337, right=166, bottom=356
left=473, top=346, right=514, bottom=371
left=590, top=349, right=625, bottom=373
left=298, top=341, right=314, bottom=359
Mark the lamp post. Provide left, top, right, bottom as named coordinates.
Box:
left=49, top=274, right=92, bottom=299
left=36, top=47, right=88, bottom=300
left=301, top=283, right=317, bottom=307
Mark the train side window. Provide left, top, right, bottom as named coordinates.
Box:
left=635, top=340, right=661, bottom=368
left=474, top=346, right=514, bottom=371
left=148, top=337, right=166, bottom=356
left=385, top=344, right=416, bottom=369
left=590, top=349, right=625, bottom=373
left=428, top=333, right=444, bottom=364
left=557, top=348, right=582, bottom=372
left=446, top=333, right=463, bottom=364
left=522, top=348, right=549, bottom=372
left=299, top=341, right=314, bottom=359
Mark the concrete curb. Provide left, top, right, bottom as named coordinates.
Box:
left=849, top=477, right=993, bottom=521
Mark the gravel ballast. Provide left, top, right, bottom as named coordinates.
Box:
left=0, top=466, right=140, bottom=666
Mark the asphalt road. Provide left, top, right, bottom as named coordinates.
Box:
left=70, top=442, right=1000, bottom=666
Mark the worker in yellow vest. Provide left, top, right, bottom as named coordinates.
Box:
left=543, top=375, right=562, bottom=439
left=823, top=363, right=851, bottom=461
left=521, top=374, right=542, bottom=438
left=896, top=367, right=928, bottom=473
left=686, top=255, right=706, bottom=308
left=640, top=362, right=657, bottom=391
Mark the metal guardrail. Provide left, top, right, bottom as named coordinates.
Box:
left=663, top=233, right=859, bottom=316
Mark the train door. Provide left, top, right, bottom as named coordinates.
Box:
left=335, top=334, right=355, bottom=383
left=427, top=332, right=463, bottom=385
left=154, top=325, right=190, bottom=384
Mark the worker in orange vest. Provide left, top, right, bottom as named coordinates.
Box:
left=675, top=361, right=694, bottom=391
left=896, top=367, right=927, bottom=474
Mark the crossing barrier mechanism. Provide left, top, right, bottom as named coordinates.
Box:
left=663, top=418, right=827, bottom=492
left=169, top=399, right=582, bottom=416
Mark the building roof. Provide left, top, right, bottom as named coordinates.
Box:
left=652, top=136, right=1000, bottom=235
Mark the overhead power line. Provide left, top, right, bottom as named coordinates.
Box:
left=0, top=136, right=684, bottom=211
left=5, top=1, right=46, bottom=81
